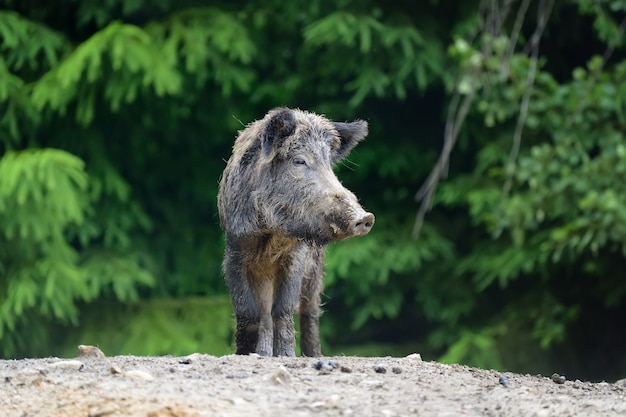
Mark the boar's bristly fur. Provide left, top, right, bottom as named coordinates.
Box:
left=218, top=107, right=374, bottom=357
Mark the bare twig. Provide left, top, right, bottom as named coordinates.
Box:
left=413, top=80, right=477, bottom=238
left=503, top=0, right=554, bottom=196
left=413, top=0, right=625, bottom=239
left=413, top=0, right=510, bottom=238
left=481, top=0, right=514, bottom=36
left=501, top=0, right=532, bottom=78
left=232, top=114, right=246, bottom=127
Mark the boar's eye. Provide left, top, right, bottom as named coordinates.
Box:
left=293, top=157, right=307, bottom=166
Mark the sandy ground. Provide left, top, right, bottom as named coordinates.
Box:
left=1, top=349, right=625, bottom=417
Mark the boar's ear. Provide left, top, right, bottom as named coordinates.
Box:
left=332, top=120, right=369, bottom=163
left=261, top=108, right=296, bottom=156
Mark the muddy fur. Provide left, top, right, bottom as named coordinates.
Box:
left=218, top=107, right=374, bottom=357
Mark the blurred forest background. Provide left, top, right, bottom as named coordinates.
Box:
left=1, top=0, right=626, bottom=382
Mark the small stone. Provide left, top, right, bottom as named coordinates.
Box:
left=551, top=373, right=566, bottom=384
left=285, top=362, right=306, bottom=369
left=309, top=401, right=326, bottom=409
left=328, top=360, right=339, bottom=369
left=271, top=366, right=292, bottom=385
left=405, top=353, right=422, bottom=361
left=50, top=360, right=85, bottom=371
left=392, top=367, right=403, bottom=374
left=109, top=366, right=122, bottom=375
left=228, top=397, right=247, bottom=406
left=179, top=353, right=203, bottom=364
left=359, top=379, right=384, bottom=388
left=499, top=374, right=510, bottom=387
left=19, top=367, right=48, bottom=376
left=374, top=364, right=387, bottom=374
left=77, top=345, right=105, bottom=359
left=225, top=373, right=249, bottom=379
left=313, top=360, right=333, bottom=371
left=88, top=401, right=119, bottom=417
left=340, top=366, right=352, bottom=373
left=123, top=370, right=154, bottom=380
left=325, top=394, right=341, bottom=407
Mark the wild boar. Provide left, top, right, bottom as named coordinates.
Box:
left=218, top=107, right=374, bottom=356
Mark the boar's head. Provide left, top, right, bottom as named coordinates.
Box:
left=219, top=107, right=374, bottom=245
left=256, top=108, right=373, bottom=244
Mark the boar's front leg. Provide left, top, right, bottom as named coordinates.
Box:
left=272, top=270, right=302, bottom=357
left=224, top=243, right=260, bottom=355
left=299, top=246, right=324, bottom=357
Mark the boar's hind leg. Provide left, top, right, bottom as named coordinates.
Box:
left=299, top=247, right=324, bottom=357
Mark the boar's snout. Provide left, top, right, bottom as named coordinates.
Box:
left=352, top=212, right=375, bottom=236
left=326, top=190, right=375, bottom=240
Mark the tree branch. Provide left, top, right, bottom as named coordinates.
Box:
left=503, top=0, right=554, bottom=196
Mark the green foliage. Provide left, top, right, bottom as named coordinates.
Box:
left=422, top=0, right=626, bottom=376
left=578, top=0, right=626, bottom=45
left=0, top=149, right=87, bottom=237
left=438, top=325, right=507, bottom=370
left=326, top=224, right=454, bottom=331
left=146, top=7, right=256, bottom=93
left=447, top=11, right=626, bottom=280
left=64, top=296, right=233, bottom=357
left=32, top=21, right=182, bottom=119
left=0, top=0, right=261, bottom=358
left=0, top=150, right=89, bottom=334
left=71, top=0, right=171, bottom=28
left=0, top=147, right=157, bottom=354
left=0, top=11, right=67, bottom=71
left=304, top=10, right=444, bottom=105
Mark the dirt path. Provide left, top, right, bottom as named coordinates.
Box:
left=1, top=352, right=625, bottom=417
